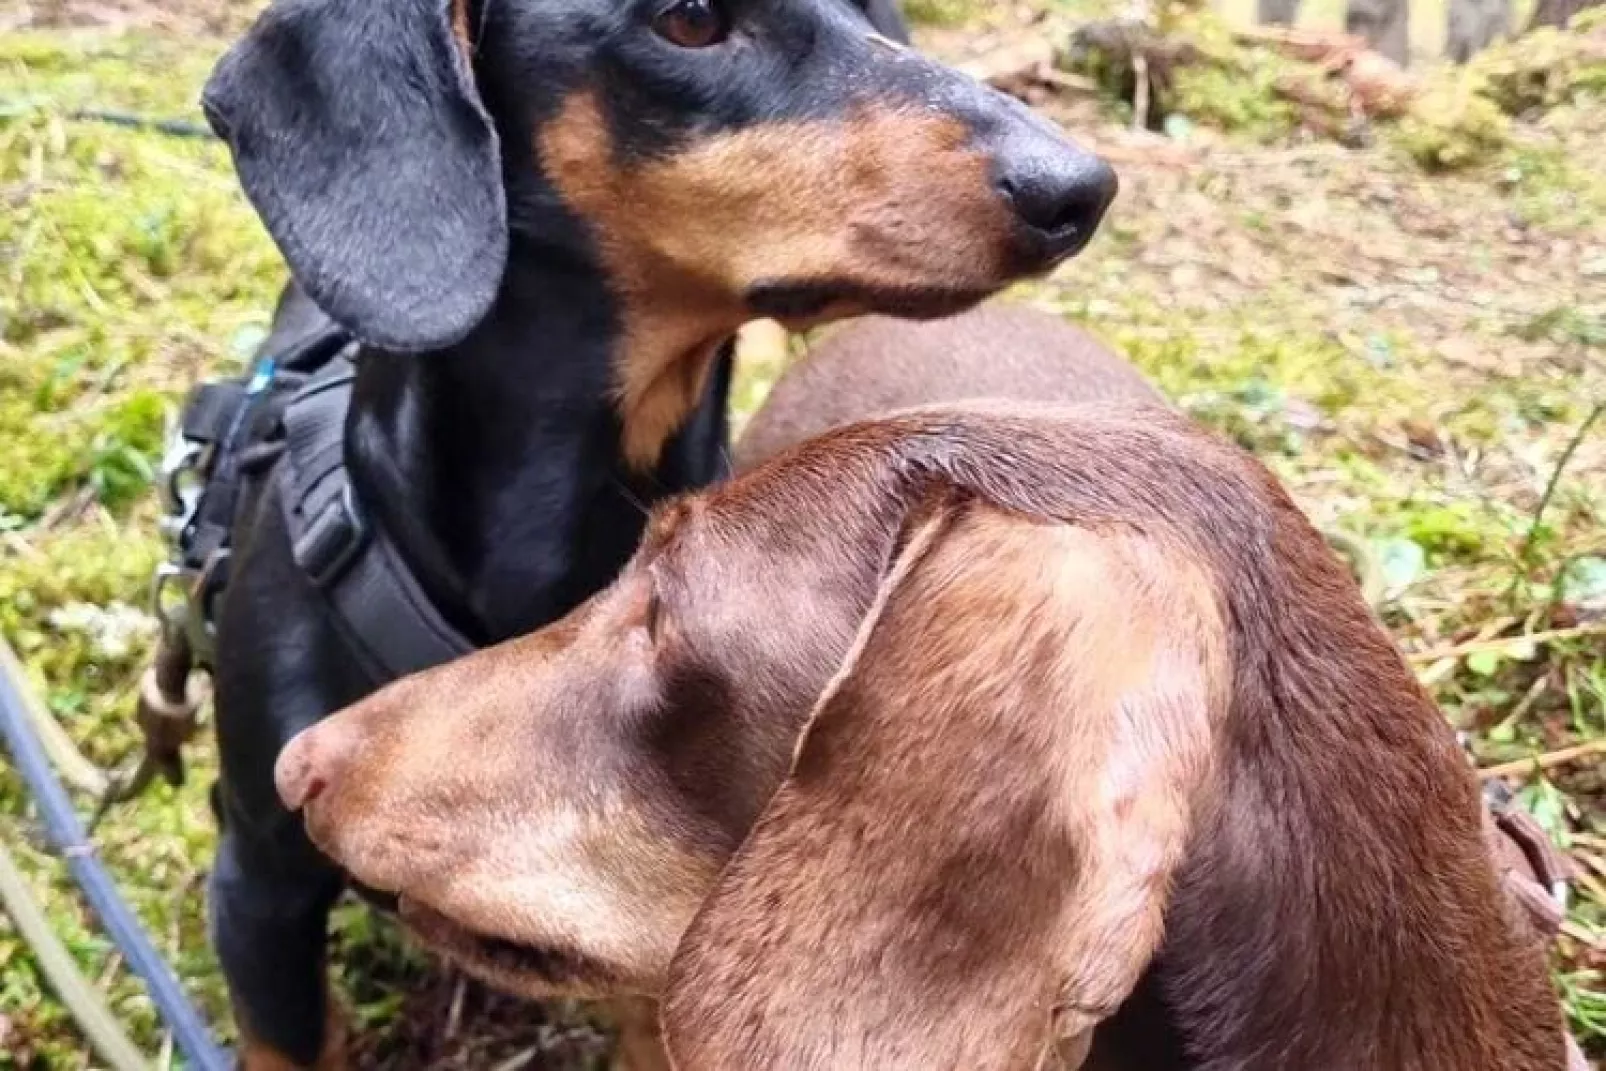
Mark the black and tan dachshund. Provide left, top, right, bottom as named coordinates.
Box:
left=199, top=0, right=1116, bottom=1065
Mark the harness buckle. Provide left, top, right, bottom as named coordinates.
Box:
left=157, top=435, right=206, bottom=547
left=293, top=484, right=368, bottom=588
left=149, top=563, right=192, bottom=647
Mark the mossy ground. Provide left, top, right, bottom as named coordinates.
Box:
left=1, top=2, right=1603, bottom=1067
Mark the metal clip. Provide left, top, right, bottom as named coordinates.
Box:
left=156, top=433, right=205, bottom=551
left=92, top=565, right=206, bottom=832
left=149, top=564, right=192, bottom=648
left=89, top=656, right=205, bottom=833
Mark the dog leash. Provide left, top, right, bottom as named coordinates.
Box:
left=0, top=640, right=231, bottom=1071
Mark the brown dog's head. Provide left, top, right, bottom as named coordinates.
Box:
left=276, top=404, right=1246, bottom=1066
left=203, top=0, right=1117, bottom=465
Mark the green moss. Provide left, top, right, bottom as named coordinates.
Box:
left=1393, top=76, right=1513, bottom=170
left=1120, top=319, right=1403, bottom=412
left=902, top=0, right=984, bottom=26
left=1171, top=60, right=1300, bottom=141
left=1465, top=22, right=1606, bottom=115
left=1498, top=143, right=1606, bottom=228
left=0, top=32, right=222, bottom=115
left=1393, top=17, right=1606, bottom=174
left=0, top=35, right=283, bottom=525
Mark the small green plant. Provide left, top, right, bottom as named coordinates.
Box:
left=1466, top=21, right=1606, bottom=116
left=1515, top=306, right=1606, bottom=348
left=81, top=390, right=166, bottom=511
left=1170, top=55, right=1299, bottom=141
left=902, top=0, right=982, bottom=26
left=1394, top=76, right=1513, bottom=170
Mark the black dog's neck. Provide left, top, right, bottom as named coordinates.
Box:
left=344, top=245, right=731, bottom=647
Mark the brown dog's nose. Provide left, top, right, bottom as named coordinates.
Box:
left=275, top=724, right=347, bottom=811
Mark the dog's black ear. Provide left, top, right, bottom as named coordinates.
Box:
left=862, top=0, right=911, bottom=43
left=203, top=0, right=506, bottom=353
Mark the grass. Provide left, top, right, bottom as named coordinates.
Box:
left=1, top=5, right=1604, bottom=1068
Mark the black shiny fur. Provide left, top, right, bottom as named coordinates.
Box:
left=208, top=279, right=731, bottom=1061
left=205, top=1, right=913, bottom=1061
left=199, top=0, right=1119, bottom=1059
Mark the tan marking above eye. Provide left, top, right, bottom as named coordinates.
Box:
left=449, top=0, right=473, bottom=54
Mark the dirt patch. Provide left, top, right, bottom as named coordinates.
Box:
left=3, top=0, right=261, bottom=36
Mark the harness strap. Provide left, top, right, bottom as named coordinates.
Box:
left=177, top=324, right=352, bottom=571
left=168, top=323, right=356, bottom=674
left=180, top=382, right=248, bottom=445
left=279, top=357, right=474, bottom=683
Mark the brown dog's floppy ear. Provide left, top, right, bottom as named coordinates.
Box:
left=202, top=0, right=505, bottom=352
left=663, top=502, right=1226, bottom=1071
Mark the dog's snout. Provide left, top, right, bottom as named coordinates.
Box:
left=275, top=725, right=346, bottom=811
left=993, top=147, right=1118, bottom=259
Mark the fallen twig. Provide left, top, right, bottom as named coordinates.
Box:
left=1517, top=397, right=1606, bottom=579
left=445, top=974, right=468, bottom=1042
left=1560, top=919, right=1605, bottom=949
left=1035, top=67, right=1099, bottom=93
left=1230, top=25, right=1367, bottom=61
left=0, top=840, right=148, bottom=1071
left=1478, top=739, right=1606, bottom=782
left=1131, top=50, right=1151, bottom=131
left=1407, top=621, right=1606, bottom=664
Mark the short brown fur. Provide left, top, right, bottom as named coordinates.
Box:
left=281, top=400, right=1568, bottom=1070
left=735, top=304, right=1161, bottom=469
left=665, top=507, right=1226, bottom=1069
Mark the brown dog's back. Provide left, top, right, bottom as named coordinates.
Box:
left=736, top=304, right=1159, bottom=470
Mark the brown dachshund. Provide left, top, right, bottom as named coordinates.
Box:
left=735, top=304, right=1162, bottom=470
left=274, top=372, right=1572, bottom=1066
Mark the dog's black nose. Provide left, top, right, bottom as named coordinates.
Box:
left=994, top=150, right=1118, bottom=260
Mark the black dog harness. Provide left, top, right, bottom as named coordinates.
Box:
left=164, top=329, right=472, bottom=685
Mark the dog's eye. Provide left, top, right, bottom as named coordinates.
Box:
left=653, top=0, right=730, bottom=48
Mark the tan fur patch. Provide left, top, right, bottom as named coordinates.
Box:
left=237, top=998, right=348, bottom=1071
left=537, top=91, right=1014, bottom=468
left=290, top=586, right=723, bottom=1001
left=449, top=0, right=472, bottom=54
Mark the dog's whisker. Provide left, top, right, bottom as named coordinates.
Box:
left=611, top=479, right=649, bottom=519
